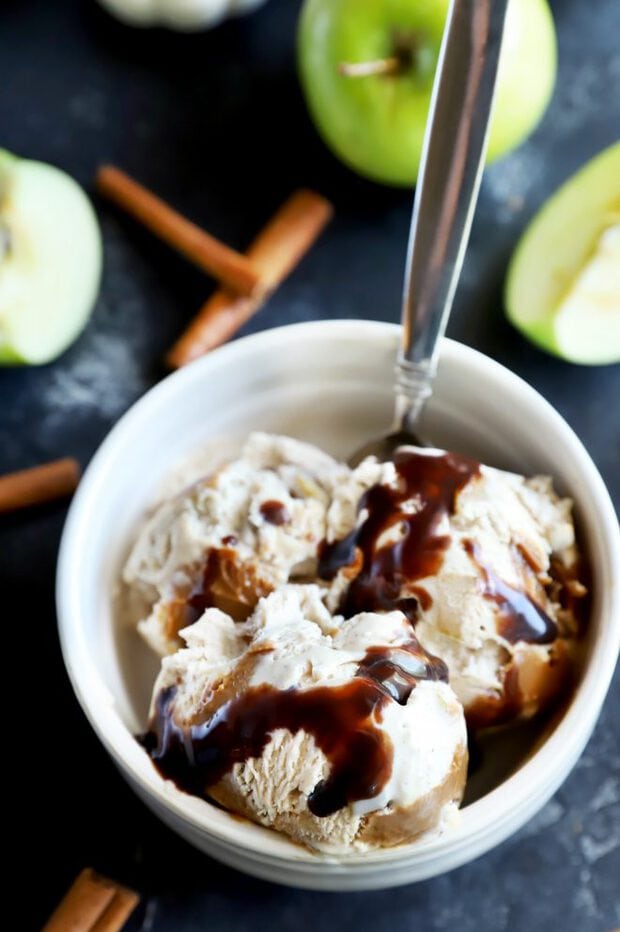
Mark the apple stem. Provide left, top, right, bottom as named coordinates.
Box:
left=338, top=57, right=402, bottom=78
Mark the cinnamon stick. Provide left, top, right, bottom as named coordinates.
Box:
left=166, top=189, right=333, bottom=368
left=0, top=457, right=80, bottom=514
left=42, top=868, right=138, bottom=932
left=90, top=886, right=141, bottom=932
left=96, top=165, right=262, bottom=297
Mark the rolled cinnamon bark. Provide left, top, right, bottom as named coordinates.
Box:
left=90, top=885, right=141, bottom=932
left=166, top=189, right=333, bottom=368
left=42, top=869, right=114, bottom=932
left=97, top=165, right=262, bottom=297
left=0, top=457, right=80, bottom=514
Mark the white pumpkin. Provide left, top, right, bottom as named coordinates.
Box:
left=98, top=0, right=268, bottom=31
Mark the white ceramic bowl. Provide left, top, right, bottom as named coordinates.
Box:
left=57, top=320, right=620, bottom=891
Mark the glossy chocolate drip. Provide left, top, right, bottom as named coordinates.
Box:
left=141, top=639, right=444, bottom=818
left=141, top=680, right=392, bottom=817
left=186, top=547, right=232, bottom=623
left=319, top=448, right=480, bottom=621
left=260, top=500, right=290, bottom=526
left=463, top=539, right=556, bottom=644
left=357, top=642, right=448, bottom=705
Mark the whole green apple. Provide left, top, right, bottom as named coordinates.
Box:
left=298, top=0, right=557, bottom=186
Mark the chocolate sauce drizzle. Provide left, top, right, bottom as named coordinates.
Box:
left=463, top=539, right=556, bottom=644
left=319, top=448, right=480, bottom=621
left=260, top=500, right=290, bottom=526
left=141, top=640, right=446, bottom=817
left=186, top=548, right=231, bottom=624
left=357, top=642, right=448, bottom=704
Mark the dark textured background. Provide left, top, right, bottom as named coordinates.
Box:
left=1, top=0, right=619, bottom=929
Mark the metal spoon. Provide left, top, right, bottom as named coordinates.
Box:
left=350, top=0, right=511, bottom=466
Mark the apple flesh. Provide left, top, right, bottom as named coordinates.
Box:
left=0, top=150, right=102, bottom=365
left=506, top=142, right=620, bottom=365
left=298, top=0, right=557, bottom=186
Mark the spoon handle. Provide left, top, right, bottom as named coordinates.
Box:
left=395, top=0, right=510, bottom=430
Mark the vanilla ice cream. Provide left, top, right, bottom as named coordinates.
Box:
left=319, top=445, right=586, bottom=727
left=141, top=586, right=467, bottom=852
left=127, top=432, right=586, bottom=852
left=126, top=435, right=585, bottom=725
left=124, top=433, right=385, bottom=656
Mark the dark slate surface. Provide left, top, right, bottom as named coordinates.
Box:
left=1, top=0, right=619, bottom=929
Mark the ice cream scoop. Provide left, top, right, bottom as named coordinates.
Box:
left=140, top=585, right=467, bottom=852
left=123, top=432, right=385, bottom=655
left=320, top=445, right=586, bottom=727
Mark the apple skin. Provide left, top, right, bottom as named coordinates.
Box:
left=505, top=141, right=620, bottom=365
left=298, top=0, right=557, bottom=186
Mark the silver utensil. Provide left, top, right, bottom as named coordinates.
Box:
left=350, top=0, right=511, bottom=465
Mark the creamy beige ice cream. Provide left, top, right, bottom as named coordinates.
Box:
left=124, top=432, right=384, bottom=656
left=126, top=434, right=585, bottom=726
left=141, top=585, right=467, bottom=852
left=319, top=445, right=586, bottom=727
left=128, top=432, right=587, bottom=852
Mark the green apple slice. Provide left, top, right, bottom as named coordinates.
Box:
left=506, top=141, right=620, bottom=365
left=0, top=150, right=102, bottom=365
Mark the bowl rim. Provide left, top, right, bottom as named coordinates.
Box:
left=56, top=319, right=620, bottom=871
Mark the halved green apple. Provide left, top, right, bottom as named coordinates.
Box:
left=506, top=142, right=620, bottom=365
left=0, top=150, right=102, bottom=365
